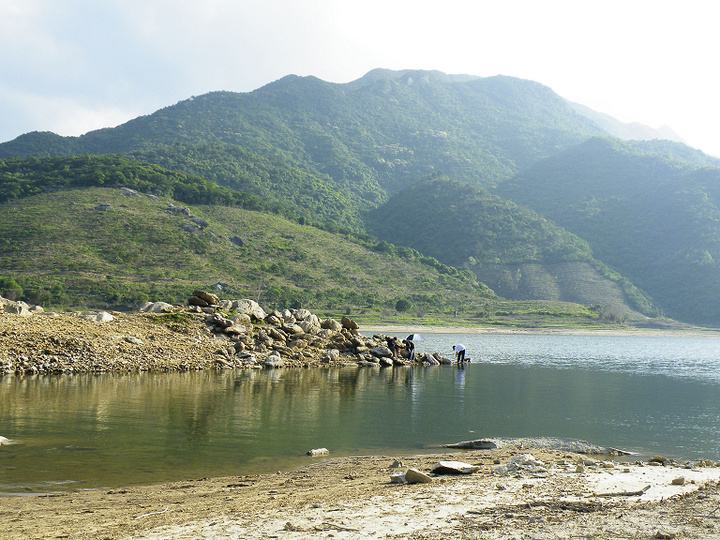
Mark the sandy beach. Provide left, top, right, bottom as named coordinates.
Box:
left=3, top=445, right=720, bottom=539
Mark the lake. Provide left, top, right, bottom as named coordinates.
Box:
left=2, top=332, right=720, bottom=494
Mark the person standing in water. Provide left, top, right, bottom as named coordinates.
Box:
left=404, top=335, right=416, bottom=361
left=452, top=343, right=466, bottom=365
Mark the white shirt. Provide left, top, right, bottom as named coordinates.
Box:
left=453, top=344, right=466, bottom=352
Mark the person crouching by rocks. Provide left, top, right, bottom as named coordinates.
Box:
left=386, top=336, right=399, bottom=358
left=453, top=343, right=466, bottom=365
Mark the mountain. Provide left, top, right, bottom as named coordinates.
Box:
left=500, top=137, right=720, bottom=325
left=1, top=69, right=718, bottom=325
left=570, top=102, right=684, bottom=143
left=0, top=69, right=606, bottom=194
left=368, top=177, right=655, bottom=315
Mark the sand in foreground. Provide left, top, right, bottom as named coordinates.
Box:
left=2, top=446, right=720, bottom=539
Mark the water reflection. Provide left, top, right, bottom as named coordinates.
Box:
left=2, top=338, right=720, bottom=492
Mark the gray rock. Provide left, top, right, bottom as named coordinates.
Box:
left=325, top=349, right=340, bottom=362
left=191, top=217, right=209, bottom=229
left=120, top=187, right=138, bottom=196
left=124, top=336, right=144, bottom=345
left=181, top=223, right=200, bottom=233
left=232, top=299, right=267, bottom=321
left=229, top=235, right=244, bottom=247
left=224, top=324, right=248, bottom=335
left=321, top=318, right=342, bottom=332
left=188, top=295, right=209, bottom=307
left=341, top=316, right=359, bottom=330
left=193, top=290, right=220, bottom=306
left=83, top=311, right=114, bottom=323
left=379, top=357, right=393, bottom=367
left=298, top=318, right=320, bottom=334
left=306, top=448, right=329, bottom=457
left=431, top=460, right=479, bottom=475
left=284, top=324, right=305, bottom=335
left=140, top=301, right=174, bottom=313
left=264, top=354, right=284, bottom=368
left=390, top=472, right=407, bottom=484
left=94, top=203, right=112, bottom=211
left=232, top=313, right=252, bottom=326
left=293, top=309, right=312, bottom=321
left=443, top=439, right=500, bottom=450
left=4, top=302, right=32, bottom=317
left=404, top=468, right=433, bottom=484
left=370, top=346, right=393, bottom=358
left=671, top=476, right=686, bottom=486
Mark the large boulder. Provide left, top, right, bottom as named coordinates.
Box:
left=224, top=324, right=248, bottom=335
left=404, top=468, right=433, bottom=484
left=232, top=313, right=252, bottom=326
left=83, top=311, right=115, bottom=323
left=370, top=346, right=393, bottom=358
left=232, top=299, right=267, bottom=321
left=192, top=290, right=220, bottom=306
left=341, top=316, right=359, bottom=330
left=321, top=318, right=342, bottom=332
left=298, top=315, right=321, bottom=334
left=3, top=300, right=32, bottom=317
left=431, top=460, right=479, bottom=475
left=283, top=324, right=305, bottom=335
left=293, top=309, right=312, bottom=321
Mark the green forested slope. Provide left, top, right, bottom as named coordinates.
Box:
left=500, top=138, right=720, bottom=325
left=368, top=178, right=655, bottom=314
left=0, top=187, right=497, bottom=313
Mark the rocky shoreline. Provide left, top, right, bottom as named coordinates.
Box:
left=0, top=292, right=450, bottom=376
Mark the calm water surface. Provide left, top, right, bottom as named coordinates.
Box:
left=2, top=333, right=720, bottom=493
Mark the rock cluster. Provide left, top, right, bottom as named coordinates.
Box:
left=0, top=291, right=451, bottom=376
left=0, top=296, right=43, bottom=318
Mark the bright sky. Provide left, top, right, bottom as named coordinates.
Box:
left=1, top=0, right=719, bottom=156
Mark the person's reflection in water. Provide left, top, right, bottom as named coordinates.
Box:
left=454, top=363, right=466, bottom=390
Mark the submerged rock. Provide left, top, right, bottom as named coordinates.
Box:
left=443, top=439, right=500, bottom=450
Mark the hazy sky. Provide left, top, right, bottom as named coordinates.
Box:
left=2, top=0, right=719, bottom=155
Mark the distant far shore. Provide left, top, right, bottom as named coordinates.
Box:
left=362, top=323, right=720, bottom=337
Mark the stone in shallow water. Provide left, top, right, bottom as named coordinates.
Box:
left=306, top=448, right=329, bottom=457
left=443, top=439, right=499, bottom=450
